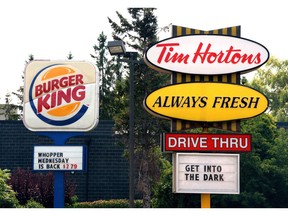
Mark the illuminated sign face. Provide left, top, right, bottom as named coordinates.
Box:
left=162, top=133, right=251, bottom=152
left=144, top=82, right=269, bottom=122
left=144, top=35, right=269, bottom=75
left=173, top=153, right=239, bottom=194
left=24, top=61, right=99, bottom=131
left=33, top=146, right=86, bottom=171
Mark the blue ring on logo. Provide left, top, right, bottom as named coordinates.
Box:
left=29, top=64, right=88, bottom=126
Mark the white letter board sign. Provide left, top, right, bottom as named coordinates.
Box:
left=33, top=146, right=86, bottom=171
left=173, top=153, right=239, bottom=194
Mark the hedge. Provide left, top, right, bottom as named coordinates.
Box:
left=70, top=199, right=143, bottom=208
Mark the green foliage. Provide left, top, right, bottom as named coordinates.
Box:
left=250, top=57, right=288, bottom=121
left=91, top=32, right=125, bottom=119
left=151, top=164, right=200, bottom=208
left=153, top=114, right=288, bottom=208
left=108, top=8, right=170, bottom=207
left=12, top=54, right=34, bottom=119
left=0, top=169, right=19, bottom=208
left=213, top=114, right=288, bottom=207
left=2, top=92, right=20, bottom=120
left=22, top=199, right=44, bottom=208
left=212, top=192, right=266, bottom=208
left=67, top=51, right=73, bottom=60
left=70, top=199, right=143, bottom=208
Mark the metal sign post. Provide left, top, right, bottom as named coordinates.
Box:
left=38, top=132, right=83, bottom=208
left=201, top=194, right=211, bottom=208
left=201, top=127, right=210, bottom=208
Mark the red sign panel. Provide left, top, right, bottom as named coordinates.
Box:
left=162, top=133, right=251, bottom=152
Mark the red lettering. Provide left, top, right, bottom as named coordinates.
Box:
left=152, top=40, right=264, bottom=68
left=224, top=46, right=241, bottom=63
left=156, top=43, right=180, bottom=64
left=231, top=53, right=242, bottom=64
left=35, top=85, right=42, bottom=97
left=75, top=74, right=84, bottom=85
left=36, top=85, right=86, bottom=113
left=192, top=42, right=211, bottom=63
left=254, top=53, right=261, bottom=64
left=57, top=88, right=71, bottom=106
left=34, top=74, right=84, bottom=97
left=59, top=76, right=69, bottom=87
left=37, top=94, right=50, bottom=113
left=51, top=79, right=59, bottom=90
left=50, top=91, right=57, bottom=109
left=72, top=85, right=86, bottom=101
left=192, top=42, right=261, bottom=65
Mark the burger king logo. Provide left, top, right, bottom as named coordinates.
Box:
left=24, top=61, right=99, bottom=131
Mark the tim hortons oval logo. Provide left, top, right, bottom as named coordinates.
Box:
left=23, top=61, right=99, bottom=131
left=144, top=82, right=269, bottom=122
left=144, top=35, right=269, bottom=75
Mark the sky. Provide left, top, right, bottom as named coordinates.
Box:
left=1, top=0, right=288, bottom=104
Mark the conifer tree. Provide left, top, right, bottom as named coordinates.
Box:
left=108, top=8, right=170, bottom=207
left=12, top=54, right=34, bottom=119
left=91, top=32, right=125, bottom=119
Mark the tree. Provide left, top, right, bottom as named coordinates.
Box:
left=250, top=57, right=288, bottom=121
left=222, top=114, right=288, bottom=208
left=152, top=114, right=288, bottom=207
left=151, top=161, right=200, bottom=208
left=108, top=8, right=170, bottom=207
left=67, top=51, right=74, bottom=60
left=13, top=54, right=34, bottom=119
left=91, top=32, right=126, bottom=119
left=3, top=92, right=20, bottom=120
left=0, top=169, right=19, bottom=208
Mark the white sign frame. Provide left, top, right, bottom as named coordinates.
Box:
left=23, top=60, right=99, bottom=132
left=144, top=35, right=269, bottom=75
left=173, top=153, right=239, bottom=194
left=33, top=146, right=86, bottom=171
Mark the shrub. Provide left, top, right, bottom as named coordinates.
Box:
left=70, top=199, right=143, bottom=208
left=151, top=165, right=200, bottom=208
left=23, top=199, right=44, bottom=208
left=0, top=169, right=19, bottom=208
left=8, top=167, right=76, bottom=208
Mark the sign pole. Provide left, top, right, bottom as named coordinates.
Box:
left=38, top=132, right=83, bottom=208
left=201, top=127, right=210, bottom=208
left=201, top=194, right=210, bottom=208
left=54, top=171, right=65, bottom=208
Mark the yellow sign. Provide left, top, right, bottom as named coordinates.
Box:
left=144, top=82, right=269, bottom=122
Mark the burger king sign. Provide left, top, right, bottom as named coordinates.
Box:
left=23, top=60, right=99, bottom=131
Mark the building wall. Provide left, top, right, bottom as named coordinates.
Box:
left=277, top=122, right=288, bottom=130
left=0, top=120, right=129, bottom=201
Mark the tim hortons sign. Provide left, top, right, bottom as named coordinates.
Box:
left=144, top=35, right=269, bottom=75
left=144, top=82, right=269, bottom=122
left=23, top=60, right=99, bottom=131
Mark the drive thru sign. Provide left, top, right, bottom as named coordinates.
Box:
left=162, top=133, right=251, bottom=152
